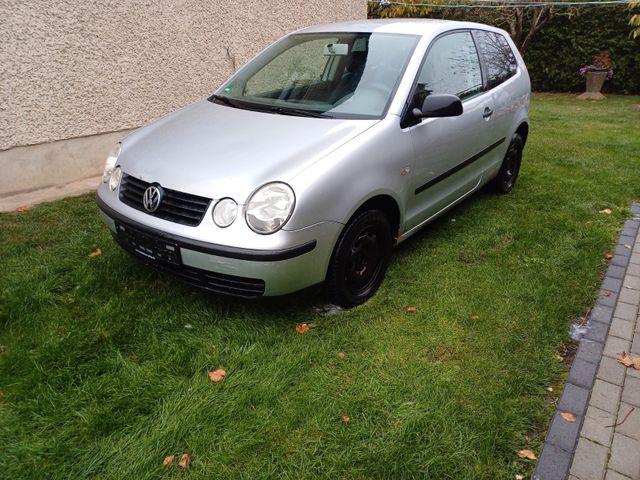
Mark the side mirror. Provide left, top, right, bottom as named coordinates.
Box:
left=412, top=94, right=463, bottom=119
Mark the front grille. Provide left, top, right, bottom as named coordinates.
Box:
left=114, top=233, right=266, bottom=298
left=119, top=173, right=212, bottom=227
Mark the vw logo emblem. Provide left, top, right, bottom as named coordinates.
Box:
left=142, top=185, right=163, bottom=213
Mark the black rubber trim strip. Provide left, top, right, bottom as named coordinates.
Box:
left=414, top=137, right=506, bottom=195
left=96, top=194, right=316, bottom=262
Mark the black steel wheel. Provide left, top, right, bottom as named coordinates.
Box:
left=327, top=210, right=392, bottom=308
left=493, top=133, right=524, bottom=194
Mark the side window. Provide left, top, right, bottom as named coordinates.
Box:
left=475, top=31, right=518, bottom=89
left=414, top=31, right=483, bottom=107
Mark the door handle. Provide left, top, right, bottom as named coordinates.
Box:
left=483, top=107, right=493, bottom=119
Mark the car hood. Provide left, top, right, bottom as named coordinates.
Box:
left=119, top=100, right=379, bottom=202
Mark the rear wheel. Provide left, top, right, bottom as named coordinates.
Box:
left=327, top=210, right=392, bottom=308
left=492, top=133, right=523, bottom=194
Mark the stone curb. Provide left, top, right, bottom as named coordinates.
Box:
left=533, top=204, right=640, bottom=480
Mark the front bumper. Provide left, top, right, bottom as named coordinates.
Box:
left=96, top=193, right=342, bottom=297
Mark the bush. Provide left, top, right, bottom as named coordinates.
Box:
left=525, top=6, right=640, bottom=94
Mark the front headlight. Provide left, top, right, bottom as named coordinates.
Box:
left=102, top=143, right=121, bottom=183
left=212, top=198, right=238, bottom=228
left=109, top=166, right=122, bottom=191
left=245, top=182, right=295, bottom=234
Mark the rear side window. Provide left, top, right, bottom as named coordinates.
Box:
left=475, top=31, right=518, bottom=89
left=415, top=31, right=483, bottom=103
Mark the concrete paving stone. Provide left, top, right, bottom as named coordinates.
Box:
left=599, top=290, right=619, bottom=308
left=533, top=443, right=572, bottom=480
left=613, top=254, right=631, bottom=267
left=605, top=470, right=634, bottom=480
left=608, top=433, right=640, bottom=478
left=608, top=264, right=627, bottom=280
left=546, top=410, right=582, bottom=452
left=619, top=235, right=636, bottom=248
left=590, top=379, right=622, bottom=413
left=582, top=405, right=616, bottom=446
left=610, top=318, right=636, bottom=341
left=630, top=204, right=640, bottom=215
left=623, top=219, right=640, bottom=231
left=592, top=305, right=615, bottom=325
left=615, top=245, right=632, bottom=258
left=569, top=437, right=609, bottom=480
left=631, top=333, right=640, bottom=355
left=604, top=277, right=624, bottom=294
left=586, top=320, right=612, bottom=343
left=577, top=340, right=605, bottom=365
left=597, top=355, right=627, bottom=386
left=616, top=403, right=640, bottom=441
left=626, top=263, right=640, bottom=277
left=619, top=288, right=640, bottom=307
left=622, top=275, right=640, bottom=291
left=569, top=357, right=600, bottom=389
left=621, top=376, right=640, bottom=408
left=604, top=336, right=632, bottom=359
left=615, top=302, right=638, bottom=322
left=558, top=382, right=591, bottom=416
left=630, top=253, right=640, bottom=265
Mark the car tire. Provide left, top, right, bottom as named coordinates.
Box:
left=326, top=209, right=393, bottom=308
left=492, top=133, right=524, bottom=194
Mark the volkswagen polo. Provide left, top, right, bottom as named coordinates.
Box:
left=97, top=19, right=530, bottom=307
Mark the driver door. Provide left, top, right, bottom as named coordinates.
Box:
left=403, top=31, right=500, bottom=233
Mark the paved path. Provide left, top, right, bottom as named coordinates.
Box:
left=534, top=203, right=640, bottom=480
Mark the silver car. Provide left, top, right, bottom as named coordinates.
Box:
left=97, top=19, right=530, bottom=307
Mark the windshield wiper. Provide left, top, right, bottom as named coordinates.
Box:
left=209, top=94, right=243, bottom=109
left=268, top=106, right=333, bottom=119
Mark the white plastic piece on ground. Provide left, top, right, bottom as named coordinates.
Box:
left=313, top=304, right=342, bottom=316
left=570, top=322, right=589, bottom=341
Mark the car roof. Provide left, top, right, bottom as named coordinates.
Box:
left=296, top=19, right=502, bottom=37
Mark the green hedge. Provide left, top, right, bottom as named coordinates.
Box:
left=525, top=6, right=640, bottom=94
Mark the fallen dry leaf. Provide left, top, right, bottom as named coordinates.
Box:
left=624, top=244, right=632, bottom=249
left=603, top=291, right=610, bottom=297
left=338, top=351, right=345, bottom=359
left=162, top=455, right=175, bottom=466
left=599, top=208, right=612, bottom=215
left=128, top=353, right=140, bottom=361
left=617, top=352, right=640, bottom=370
left=406, top=306, right=417, bottom=314
left=88, top=248, right=102, bottom=257
left=471, top=314, right=480, bottom=321
left=178, top=453, right=191, bottom=469
left=554, top=353, right=564, bottom=362
left=560, top=412, right=577, bottom=423
left=546, top=386, right=553, bottom=392
left=207, top=368, right=227, bottom=383
left=341, top=415, right=350, bottom=423
left=211, top=344, right=216, bottom=353
left=16, top=206, right=30, bottom=212
left=295, top=323, right=310, bottom=334
left=515, top=475, right=524, bottom=480
left=517, top=449, right=537, bottom=460
left=605, top=252, right=613, bottom=260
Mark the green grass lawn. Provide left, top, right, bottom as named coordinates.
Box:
left=1, top=94, right=639, bottom=479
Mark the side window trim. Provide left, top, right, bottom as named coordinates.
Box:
left=400, top=29, right=486, bottom=129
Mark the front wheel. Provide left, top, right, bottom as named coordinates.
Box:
left=326, top=210, right=392, bottom=308
left=492, top=133, right=524, bottom=194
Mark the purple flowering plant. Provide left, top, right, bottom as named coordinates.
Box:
left=579, top=52, right=614, bottom=80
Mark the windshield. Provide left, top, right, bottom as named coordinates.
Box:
left=211, top=32, right=419, bottom=119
